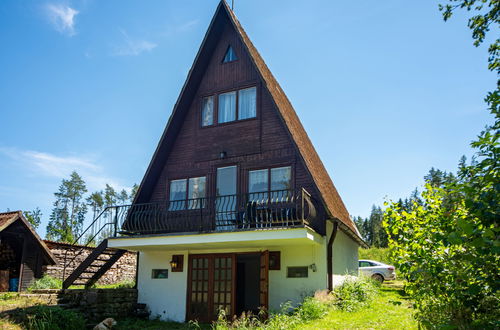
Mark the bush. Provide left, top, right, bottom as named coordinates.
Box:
left=331, top=277, right=378, bottom=312
left=28, top=275, right=62, bottom=291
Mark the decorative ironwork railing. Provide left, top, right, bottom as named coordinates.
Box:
left=60, top=188, right=316, bottom=285
left=73, top=188, right=315, bottom=242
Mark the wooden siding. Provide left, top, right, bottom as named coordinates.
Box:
left=147, top=22, right=326, bottom=234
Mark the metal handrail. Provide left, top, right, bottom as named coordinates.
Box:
left=60, top=188, right=317, bottom=286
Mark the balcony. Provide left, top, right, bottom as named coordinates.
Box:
left=86, top=188, right=317, bottom=240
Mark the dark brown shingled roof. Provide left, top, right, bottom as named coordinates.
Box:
left=0, top=211, right=57, bottom=264
left=133, top=0, right=364, bottom=245
left=221, top=1, right=362, bottom=241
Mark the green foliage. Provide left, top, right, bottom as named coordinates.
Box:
left=28, top=275, right=62, bottom=291
left=212, top=277, right=378, bottom=329
left=353, top=205, right=388, bottom=247
left=439, top=0, right=499, bottom=73
left=384, top=181, right=499, bottom=328
left=46, top=171, right=88, bottom=243
left=24, top=207, right=42, bottom=230
left=23, top=306, right=85, bottom=330
left=330, top=277, right=378, bottom=312
left=358, top=247, right=392, bottom=265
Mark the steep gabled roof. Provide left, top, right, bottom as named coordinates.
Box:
left=0, top=211, right=57, bottom=265
left=134, top=1, right=363, bottom=244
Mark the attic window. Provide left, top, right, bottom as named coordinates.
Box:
left=222, top=45, right=237, bottom=63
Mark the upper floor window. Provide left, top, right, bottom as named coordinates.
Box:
left=216, top=86, right=256, bottom=124
left=248, top=166, right=291, bottom=200
left=169, top=176, right=206, bottom=210
left=238, top=87, right=256, bottom=120
left=201, top=96, right=214, bottom=126
left=218, top=91, right=237, bottom=123
left=222, top=45, right=237, bottom=63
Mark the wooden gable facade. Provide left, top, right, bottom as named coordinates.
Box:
left=133, top=1, right=361, bottom=242
left=0, top=211, right=57, bottom=291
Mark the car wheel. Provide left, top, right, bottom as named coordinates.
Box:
left=372, top=273, right=384, bottom=283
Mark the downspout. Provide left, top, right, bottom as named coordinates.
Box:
left=327, top=220, right=338, bottom=292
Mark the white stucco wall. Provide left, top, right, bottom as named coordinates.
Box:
left=137, top=251, right=188, bottom=322
left=326, top=221, right=360, bottom=287
left=136, top=243, right=326, bottom=322
left=135, top=227, right=359, bottom=322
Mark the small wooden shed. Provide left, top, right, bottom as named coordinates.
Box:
left=0, top=211, right=57, bottom=291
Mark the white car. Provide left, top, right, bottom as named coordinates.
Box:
left=359, top=259, right=396, bottom=283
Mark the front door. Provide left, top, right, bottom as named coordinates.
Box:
left=187, top=254, right=235, bottom=322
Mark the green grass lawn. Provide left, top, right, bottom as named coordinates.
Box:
left=0, top=281, right=416, bottom=329
left=301, top=281, right=417, bottom=330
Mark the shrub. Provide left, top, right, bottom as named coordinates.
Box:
left=28, top=275, right=62, bottom=291
left=331, top=277, right=378, bottom=312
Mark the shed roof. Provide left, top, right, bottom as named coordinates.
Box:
left=0, top=211, right=57, bottom=265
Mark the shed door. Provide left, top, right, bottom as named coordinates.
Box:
left=259, top=250, right=269, bottom=315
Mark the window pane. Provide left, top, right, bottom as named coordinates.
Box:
left=188, top=177, right=206, bottom=209
left=223, top=45, right=237, bottom=63
left=271, top=167, right=291, bottom=200
left=218, top=92, right=236, bottom=123
left=169, top=179, right=186, bottom=210
left=249, top=169, right=268, bottom=201
left=201, top=96, right=214, bottom=126
left=216, top=166, right=237, bottom=229
left=238, top=87, right=256, bottom=120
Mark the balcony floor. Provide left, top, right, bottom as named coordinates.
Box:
left=107, top=226, right=323, bottom=251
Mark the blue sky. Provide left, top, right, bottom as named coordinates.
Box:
left=0, top=0, right=496, bottom=238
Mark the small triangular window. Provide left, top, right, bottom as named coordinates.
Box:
left=222, top=45, right=237, bottom=63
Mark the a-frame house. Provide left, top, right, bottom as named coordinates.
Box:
left=63, top=0, right=365, bottom=322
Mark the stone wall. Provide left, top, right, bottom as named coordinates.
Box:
left=29, top=288, right=138, bottom=321
left=43, top=241, right=137, bottom=285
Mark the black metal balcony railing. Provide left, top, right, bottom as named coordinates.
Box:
left=81, top=188, right=316, bottom=241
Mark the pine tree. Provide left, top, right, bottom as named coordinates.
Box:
left=46, top=171, right=88, bottom=242
left=24, top=207, right=42, bottom=229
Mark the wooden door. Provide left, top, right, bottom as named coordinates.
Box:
left=187, top=255, right=210, bottom=322
left=259, top=250, right=269, bottom=316
left=213, top=255, right=235, bottom=318
left=187, top=254, right=235, bottom=322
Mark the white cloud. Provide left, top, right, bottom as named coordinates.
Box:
left=0, top=147, right=129, bottom=192
left=111, top=29, right=157, bottom=56
left=177, top=19, right=198, bottom=32
left=45, top=3, right=79, bottom=36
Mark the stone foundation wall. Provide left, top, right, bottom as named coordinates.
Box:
left=29, top=288, right=138, bottom=321
left=43, top=241, right=137, bottom=285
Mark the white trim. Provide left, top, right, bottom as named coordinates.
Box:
left=108, top=227, right=323, bottom=251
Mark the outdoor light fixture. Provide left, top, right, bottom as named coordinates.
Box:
left=170, top=255, right=184, bottom=272
left=219, top=151, right=227, bottom=159
left=309, top=263, right=317, bottom=272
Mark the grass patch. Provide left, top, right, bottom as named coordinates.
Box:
left=302, top=281, right=416, bottom=329
left=27, top=275, right=135, bottom=290
left=114, top=317, right=209, bottom=329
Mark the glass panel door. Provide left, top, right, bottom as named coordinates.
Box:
left=188, top=256, right=210, bottom=322
left=216, top=166, right=237, bottom=230
left=213, top=256, right=234, bottom=317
